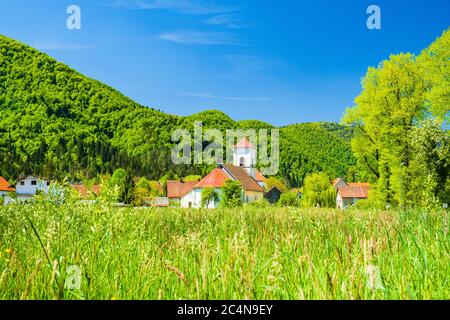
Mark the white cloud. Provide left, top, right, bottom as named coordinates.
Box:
left=205, top=14, right=241, bottom=28
left=110, top=0, right=235, bottom=15
left=158, top=30, right=243, bottom=45
left=179, top=92, right=268, bottom=102
left=226, top=54, right=287, bottom=73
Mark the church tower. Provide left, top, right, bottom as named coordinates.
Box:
left=233, top=137, right=257, bottom=178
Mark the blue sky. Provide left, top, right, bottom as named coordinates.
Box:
left=0, top=0, right=449, bottom=126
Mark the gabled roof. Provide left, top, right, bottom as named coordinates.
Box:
left=338, top=186, right=370, bottom=199
left=221, top=164, right=265, bottom=192
left=332, top=178, right=347, bottom=187
left=194, top=169, right=231, bottom=189
left=234, top=137, right=255, bottom=149
left=167, top=181, right=198, bottom=198
left=0, top=176, right=14, bottom=192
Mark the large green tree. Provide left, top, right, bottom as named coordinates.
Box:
left=343, top=29, right=450, bottom=208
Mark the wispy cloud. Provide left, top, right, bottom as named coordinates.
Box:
left=158, top=30, right=243, bottom=45
left=205, top=14, right=241, bottom=28
left=32, top=43, right=93, bottom=51
left=179, top=92, right=268, bottom=102
left=110, top=0, right=236, bottom=15
left=226, top=54, right=287, bottom=73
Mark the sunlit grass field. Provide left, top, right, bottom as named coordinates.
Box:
left=0, top=202, right=448, bottom=300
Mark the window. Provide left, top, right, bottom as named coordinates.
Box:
left=20, top=181, right=25, bottom=186
left=31, top=181, right=37, bottom=186
left=47, top=182, right=50, bottom=186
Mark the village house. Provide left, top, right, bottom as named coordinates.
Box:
left=333, top=178, right=370, bottom=209
left=0, top=176, right=15, bottom=205
left=180, top=138, right=266, bottom=208
left=14, top=175, right=51, bottom=202
left=167, top=180, right=198, bottom=203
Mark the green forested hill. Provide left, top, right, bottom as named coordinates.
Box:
left=0, top=35, right=355, bottom=186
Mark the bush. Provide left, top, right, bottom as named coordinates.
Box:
left=301, top=172, right=336, bottom=208
left=246, top=198, right=271, bottom=208
left=278, top=191, right=299, bottom=207
left=221, top=180, right=242, bottom=208
left=201, top=187, right=219, bottom=208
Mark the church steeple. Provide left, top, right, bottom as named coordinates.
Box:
left=233, top=137, right=257, bottom=178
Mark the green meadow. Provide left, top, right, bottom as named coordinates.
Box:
left=0, top=202, right=448, bottom=300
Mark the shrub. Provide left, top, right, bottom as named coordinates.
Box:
left=221, top=180, right=242, bottom=208
left=278, top=191, right=299, bottom=207
left=301, top=172, right=336, bottom=208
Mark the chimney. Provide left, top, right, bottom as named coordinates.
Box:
left=247, top=167, right=256, bottom=179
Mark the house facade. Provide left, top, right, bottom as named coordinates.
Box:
left=180, top=138, right=266, bottom=209
left=14, top=175, right=50, bottom=202
left=333, top=179, right=370, bottom=209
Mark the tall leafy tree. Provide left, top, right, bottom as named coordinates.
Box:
left=343, top=29, right=449, bottom=208
left=301, top=172, right=336, bottom=208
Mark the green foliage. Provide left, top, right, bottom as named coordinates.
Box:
left=417, top=28, right=450, bottom=122
left=343, top=29, right=450, bottom=209
left=408, top=120, right=450, bottom=209
left=0, top=35, right=354, bottom=188
left=183, top=175, right=201, bottom=182
left=221, top=180, right=242, bottom=208
left=201, top=187, right=219, bottom=208
left=246, top=198, right=271, bottom=208
left=301, top=172, right=336, bottom=208
left=265, top=176, right=288, bottom=193
left=133, top=177, right=152, bottom=206
left=278, top=191, right=299, bottom=207
left=280, top=123, right=355, bottom=188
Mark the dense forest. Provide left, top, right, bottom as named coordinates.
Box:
left=0, top=34, right=355, bottom=187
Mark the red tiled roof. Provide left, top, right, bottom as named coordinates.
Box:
left=348, top=182, right=371, bottom=187
left=234, top=137, right=255, bottom=149
left=195, top=168, right=231, bottom=189
left=72, top=184, right=101, bottom=198
left=0, top=176, right=14, bottom=192
left=221, top=164, right=265, bottom=192
left=167, top=181, right=197, bottom=198
left=338, top=186, right=370, bottom=199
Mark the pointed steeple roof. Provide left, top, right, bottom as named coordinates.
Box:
left=234, top=137, right=255, bottom=149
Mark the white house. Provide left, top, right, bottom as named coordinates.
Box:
left=14, top=175, right=50, bottom=202
left=181, top=138, right=266, bottom=208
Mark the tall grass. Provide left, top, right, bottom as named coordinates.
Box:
left=0, top=201, right=448, bottom=300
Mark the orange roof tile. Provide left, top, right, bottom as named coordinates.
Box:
left=72, top=184, right=101, bottom=198
left=234, top=137, right=255, bottom=149
left=167, top=181, right=197, bottom=198
left=348, top=182, right=371, bottom=187
left=221, top=164, right=265, bottom=192
left=338, top=186, right=370, bottom=199
left=195, top=168, right=231, bottom=189
left=0, top=176, right=14, bottom=192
